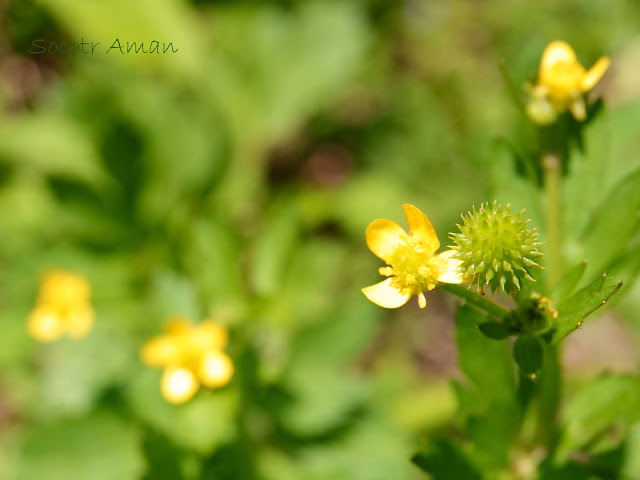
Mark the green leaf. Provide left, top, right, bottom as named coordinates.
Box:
left=621, top=422, right=640, bottom=479
left=552, top=259, right=588, bottom=302
left=7, top=412, right=144, bottom=480
left=513, top=335, right=543, bottom=375
left=412, top=440, right=482, bottom=480
left=147, top=270, right=200, bottom=328
left=551, top=274, right=623, bottom=343
left=603, top=243, right=640, bottom=294
left=579, top=169, right=640, bottom=277
left=258, top=419, right=418, bottom=480
left=562, top=102, right=640, bottom=256
left=32, top=329, right=133, bottom=419
left=456, top=305, right=523, bottom=471
left=456, top=304, right=515, bottom=407
left=207, top=2, right=369, bottom=144
left=141, top=432, right=184, bottom=480
left=250, top=198, right=301, bottom=297
left=0, top=113, right=109, bottom=187
left=182, top=219, right=246, bottom=315
left=36, top=0, right=202, bottom=77
left=478, top=320, right=511, bottom=340
left=0, top=306, right=34, bottom=368
left=126, top=369, right=237, bottom=454
left=277, top=239, right=351, bottom=328
left=277, top=295, right=378, bottom=436
left=538, top=459, right=594, bottom=480
left=562, top=113, right=611, bottom=246
left=556, top=375, right=640, bottom=462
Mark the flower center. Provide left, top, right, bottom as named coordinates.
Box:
left=542, top=61, right=586, bottom=100
left=379, top=235, right=439, bottom=297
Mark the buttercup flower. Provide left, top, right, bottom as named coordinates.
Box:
left=362, top=204, right=463, bottom=309
left=526, top=40, right=610, bottom=124
left=140, top=317, right=233, bottom=404
left=27, top=269, right=95, bottom=342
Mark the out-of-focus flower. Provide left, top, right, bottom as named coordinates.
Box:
left=362, top=204, right=463, bottom=309
left=140, top=317, right=233, bottom=404
left=526, top=41, right=610, bottom=124
left=27, top=269, right=95, bottom=342
left=451, top=201, right=544, bottom=293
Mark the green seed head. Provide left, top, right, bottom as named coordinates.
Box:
left=450, top=201, right=544, bottom=293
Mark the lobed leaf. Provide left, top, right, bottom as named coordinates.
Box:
left=579, top=169, right=640, bottom=278
left=412, top=440, right=483, bottom=480
left=513, top=335, right=543, bottom=375
left=556, top=375, right=640, bottom=462
left=552, top=259, right=588, bottom=302
left=457, top=304, right=515, bottom=406
left=478, top=320, right=512, bottom=340
left=551, top=274, right=622, bottom=343
left=125, top=369, right=237, bottom=455
left=6, top=412, right=144, bottom=480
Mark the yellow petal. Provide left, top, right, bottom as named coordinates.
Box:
left=140, top=335, right=184, bottom=367
left=435, top=250, right=464, bottom=284
left=65, top=304, right=95, bottom=339
left=190, top=320, right=228, bottom=352
left=27, top=307, right=64, bottom=342
left=526, top=96, right=558, bottom=125
left=524, top=83, right=549, bottom=98
left=161, top=367, right=199, bottom=404
left=569, top=97, right=586, bottom=122
left=365, top=219, right=406, bottom=262
left=165, top=315, right=192, bottom=335
left=541, top=41, right=576, bottom=71
left=581, top=56, right=610, bottom=91
left=199, top=350, right=234, bottom=388
left=362, top=278, right=411, bottom=308
left=402, top=204, right=440, bottom=255
left=38, top=270, right=91, bottom=308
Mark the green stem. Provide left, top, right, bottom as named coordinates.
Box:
left=543, top=152, right=562, bottom=289
left=535, top=342, right=561, bottom=448
left=439, top=283, right=510, bottom=320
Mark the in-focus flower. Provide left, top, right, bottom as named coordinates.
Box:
left=27, top=269, right=95, bottom=342
left=451, top=201, right=544, bottom=293
left=140, top=317, right=233, bottom=404
left=362, top=204, right=463, bottom=309
left=526, top=40, right=610, bottom=124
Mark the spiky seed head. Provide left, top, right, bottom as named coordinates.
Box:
left=450, top=201, right=544, bottom=294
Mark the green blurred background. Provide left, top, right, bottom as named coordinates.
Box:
left=1, top=0, right=640, bottom=479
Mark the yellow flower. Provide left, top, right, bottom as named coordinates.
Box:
left=362, top=204, right=463, bottom=309
left=27, top=269, right=95, bottom=342
left=526, top=41, right=610, bottom=124
left=140, top=317, right=233, bottom=404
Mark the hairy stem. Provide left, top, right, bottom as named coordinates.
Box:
left=543, top=152, right=562, bottom=288
left=539, top=342, right=561, bottom=441
left=439, top=283, right=511, bottom=320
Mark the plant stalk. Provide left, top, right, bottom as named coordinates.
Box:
left=543, top=152, right=562, bottom=288
left=439, top=283, right=511, bottom=320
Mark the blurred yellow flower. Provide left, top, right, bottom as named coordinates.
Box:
left=140, top=317, right=233, bottom=404
left=526, top=41, right=610, bottom=124
left=362, top=204, right=463, bottom=309
left=27, top=269, right=95, bottom=342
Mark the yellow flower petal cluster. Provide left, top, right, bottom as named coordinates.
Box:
left=526, top=41, right=610, bottom=124
left=140, top=317, right=234, bottom=404
left=27, top=269, right=95, bottom=342
left=362, top=204, right=463, bottom=309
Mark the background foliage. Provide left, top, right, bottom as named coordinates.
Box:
left=1, top=0, right=640, bottom=479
